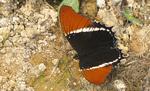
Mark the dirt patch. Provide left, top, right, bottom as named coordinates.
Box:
left=0, top=0, right=149, bottom=91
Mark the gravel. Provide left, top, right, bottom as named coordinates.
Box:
left=0, top=0, right=57, bottom=90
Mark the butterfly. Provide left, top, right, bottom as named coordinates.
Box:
left=59, top=5, right=123, bottom=85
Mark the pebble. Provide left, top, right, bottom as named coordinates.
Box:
left=19, top=82, right=27, bottom=91
left=113, top=80, right=126, bottom=91
left=97, top=0, right=106, bottom=8
left=12, top=16, right=20, bottom=24
left=73, top=82, right=77, bottom=86
left=0, top=18, right=10, bottom=27
left=52, top=59, right=59, bottom=65
left=0, top=27, right=11, bottom=39
left=50, top=35, right=56, bottom=40
left=26, top=87, right=34, bottom=91
left=38, top=63, right=46, bottom=72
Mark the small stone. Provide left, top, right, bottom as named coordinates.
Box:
left=19, top=82, right=27, bottom=91
left=50, top=35, right=56, bottom=40
left=52, top=59, right=59, bottom=65
left=73, top=82, right=77, bottom=86
left=12, top=16, right=20, bottom=24
left=38, top=63, right=46, bottom=72
left=113, top=80, right=126, bottom=91
left=127, top=0, right=135, bottom=8
left=0, top=27, right=11, bottom=41
left=120, top=59, right=128, bottom=65
left=26, top=87, right=34, bottom=91
left=49, top=9, right=58, bottom=23
left=0, top=18, right=10, bottom=27
left=97, top=0, right=106, bottom=8
left=97, top=9, right=119, bottom=26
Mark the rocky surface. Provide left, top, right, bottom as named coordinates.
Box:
left=0, top=0, right=57, bottom=90
left=0, top=0, right=150, bottom=91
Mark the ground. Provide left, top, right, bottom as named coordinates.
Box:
left=0, top=0, right=149, bottom=91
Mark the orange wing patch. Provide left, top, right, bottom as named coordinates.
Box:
left=81, top=65, right=112, bottom=85
left=59, top=5, right=92, bottom=34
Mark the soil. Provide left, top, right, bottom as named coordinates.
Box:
left=0, top=0, right=149, bottom=91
